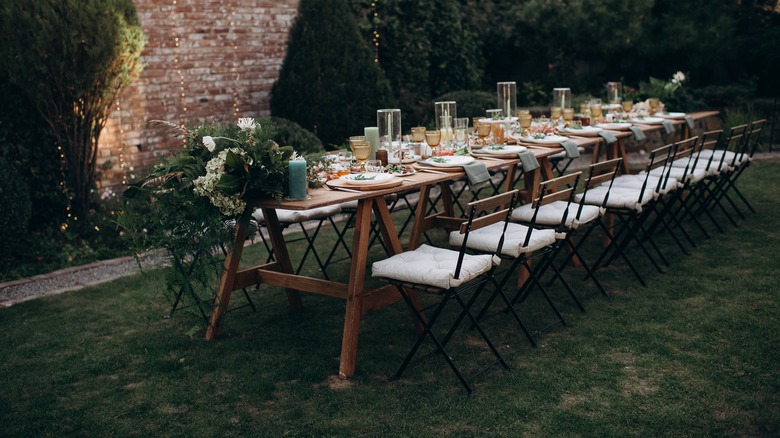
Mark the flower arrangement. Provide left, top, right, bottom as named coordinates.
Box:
left=118, top=117, right=297, bottom=318
left=630, top=71, right=700, bottom=112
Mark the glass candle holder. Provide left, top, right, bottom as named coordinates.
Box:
left=606, top=82, right=623, bottom=103
left=377, top=108, right=402, bottom=155
left=552, top=87, right=572, bottom=109
left=497, top=81, right=517, bottom=120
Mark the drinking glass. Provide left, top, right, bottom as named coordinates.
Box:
left=648, top=98, right=660, bottom=115
left=590, top=104, right=603, bottom=123
left=454, top=117, right=469, bottom=150
left=550, top=106, right=563, bottom=126
left=425, top=130, right=442, bottom=156
left=475, top=122, right=491, bottom=148
left=563, top=108, right=574, bottom=127
left=365, top=159, right=384, bottom=173
left=410, top=126, right=426, bottom=157
left=519, top=114, right=532, bottom=136
left=350, top=141, right=371, bottom=171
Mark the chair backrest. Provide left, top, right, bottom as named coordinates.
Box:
left=745, top=119, right=767, bottom=157
left=579, top=158, right=622, bottom=213
left=527, top=172, right=582, bottom=243
left=671, top=136, right=699, bottom=181
left=643, top=143, right=677, bottom=196
left=721, top=124, right=749, bottom=168
left=693, top=130, right=723, bottom=171
left=454, top=189, right=520, bottom=279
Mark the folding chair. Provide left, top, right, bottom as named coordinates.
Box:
left=578, top=144, right=677, bottom=286
left=513, top=158, right=624, bottom=301
left=372, top=190, right=520, bottom=396
left=252, top=205, right=343, bottom=280
left=695, top=124, right=749, bottom=227
left=714, top=119, right=766, bottom=218
left=450, top=173, right=582, bottom=344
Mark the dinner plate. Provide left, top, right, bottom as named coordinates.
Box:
left=630, top=117, right=665, bottom=124
left=654, top=112, right=686, bottom=119
left=560, top=126, right=603, bottom=136
left=481, top=145, right=527, bottom=154
left=340, top=172, right=395, bottom=186
left=385, top=164, right=417, bottom=176
left=518, top=135, right=569, bottom=144
left=596, top=122, right=633, bottom=130
left=418, top=155, right=475, bottom=167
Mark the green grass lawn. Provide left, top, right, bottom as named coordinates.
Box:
left=1, top=160, right=778, bottom=437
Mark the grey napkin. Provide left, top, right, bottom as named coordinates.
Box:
left=598, top=131, right=618, bottom=144
left=517, top=150, right=540, bottom=172
left=661, top=119, right=675, bottom=134
left=684, top=115, right=695, bottom=129
left=560, top=140, right=581, bottom=158
left=462, top=161, right=490, bottom=190
left=629, top=126, right=647, bottom=141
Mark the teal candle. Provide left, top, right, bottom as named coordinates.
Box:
left=364, top=126, right=379, bottom=160
left=288, top=159, right=307, bottom=200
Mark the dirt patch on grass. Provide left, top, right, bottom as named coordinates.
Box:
left=325, top=375, right=355, bottom=390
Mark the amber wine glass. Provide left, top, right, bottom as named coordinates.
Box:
left=590, top=104, right=603, bottom=123
left=648, top=98, right=660, bottom=115
left=563, top=108, right=574, bottom=127
left=519, top=114, right=532, bottom=136
left=425, top=130, right=442, bottom=156
left=550, top=106, right=562, bottom=121
left=350, top=141, right=371, bottom=171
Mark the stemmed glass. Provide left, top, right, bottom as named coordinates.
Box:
left=648, top=98, right=660, bottom=116
left=475, top=122, right=491, bottom=148
left=590, top=104, right=603, bottom=124
left=621, top=101, right=634, bottom=119
left=550, top=106, right=563, bottom=127
left=425, top=130, right=442, bottom=157
left=563, top=108, right=574, bottom=127
left=349, top=137, right=371, bottom=171
left=519, top=114, right=532, bottom=137
left=410, top=126, right=426, bottom=157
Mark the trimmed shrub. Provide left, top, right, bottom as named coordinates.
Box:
left=271, top=0, right=394, bottom=147
left=0, top=157, right=32, bottom=263
left=270, top=117, right=325, bottom=154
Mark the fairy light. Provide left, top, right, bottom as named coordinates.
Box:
left=170, top=0, right=187, bottom=145
left=115, top=98, right=129, bottom=186
left=371, top=1, right=379, bottom=63
left=229, top=2, right=240, bottom=116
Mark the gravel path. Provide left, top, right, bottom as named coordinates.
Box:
left=0, top=251, right=168, bottom=307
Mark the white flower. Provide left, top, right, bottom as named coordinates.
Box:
left=672, top=71, right=686, bottom=84
left=237, top=117, right=257, bottom=132
left=202, top=136, right=216, bottom=152
left=193, top=147, right=247, bottom=216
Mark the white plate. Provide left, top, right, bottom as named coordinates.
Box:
left=630, top=117, right=665, bottom=124
left=596, top=122, right=633, bottom=130
left=518, top=135, right=569, bottom=144
left=481, top=145, right=527, bottom=154
left=560, top=126, right=603, bottom=136
left=654, top=112, right=686, bottom=119
left=419, top=155, right=476, bottom=167
left=340, top=172, right=395, bottom=186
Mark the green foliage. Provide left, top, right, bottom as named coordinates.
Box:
left=119, top=119, right=294, bottom=310
left=0, top=0, right=145, bottom=219
left=270, top=117, right=326, bottom=154
left=0, top=157, right=31, bottom=263
left=271, top=0, right=394, bottom=147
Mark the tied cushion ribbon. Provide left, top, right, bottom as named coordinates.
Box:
left=598, top=131, right=618, bottom=144
left=628, top=126, right=647, bottom=141
left=660, top=119, right=675, bottom=134
left=684, top=115, right=695, bottom=129
left=517, top=150, right=540, bottom=172
left=462, top=161, right=490, bottom=190
left=560, top=140, right=581, bottom=158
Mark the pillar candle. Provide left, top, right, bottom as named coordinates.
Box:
left=364, top=127, right=379, bottom=160
left=287, top=159, right=308, bottom=200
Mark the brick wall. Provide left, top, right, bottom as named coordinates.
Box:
left=97, top=0, right=299, bottom=189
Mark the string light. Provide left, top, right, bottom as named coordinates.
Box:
left=371, top=1, right=380, bottom=63
left=170, top=0, right=187, bottom=146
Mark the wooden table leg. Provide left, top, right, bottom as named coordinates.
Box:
left=262, top=208, right=303, bottom=310
left=205, top=214, right=249, bottom=341
left=615, top=139, right=631, bottom=175
left=408, top=184, right=431, bottom=251
left=339, top=198, right=373, bottom=379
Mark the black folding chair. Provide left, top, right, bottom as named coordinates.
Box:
left=372, top=190, right=520, bottom=396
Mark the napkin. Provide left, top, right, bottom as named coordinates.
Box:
left=462, top=161, right=490, bottom=190
left=628, top=126, right=647, bottom=141
left=560, top=140, right=581, bottom=158
left=517, top=150, right=540, bottom=172
left=660, top=119, right=675, bottom=134
left=684, top=115, right=695, bottom=129
left=598, top=131, right=618, bottom=144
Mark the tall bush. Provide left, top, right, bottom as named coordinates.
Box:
left=271, top=0, right=393, bottom=147
left=0, top=0, right=145, bottom=220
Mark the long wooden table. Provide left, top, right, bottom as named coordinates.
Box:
left=203, top=146, right=572, bottom=379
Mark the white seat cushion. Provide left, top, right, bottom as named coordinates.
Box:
left=252, top=205, right=341, bottom=223
left=372, top=244, right=496, bottom=289
left=648, top=167, right=706, bottom=185
left=449, top=221, right=557, bottom=258
left=510, top=200, right=601, bottom=229
left=575, top=185, right=655, bottom=212
left=612, top=174, right=678, bottom=195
